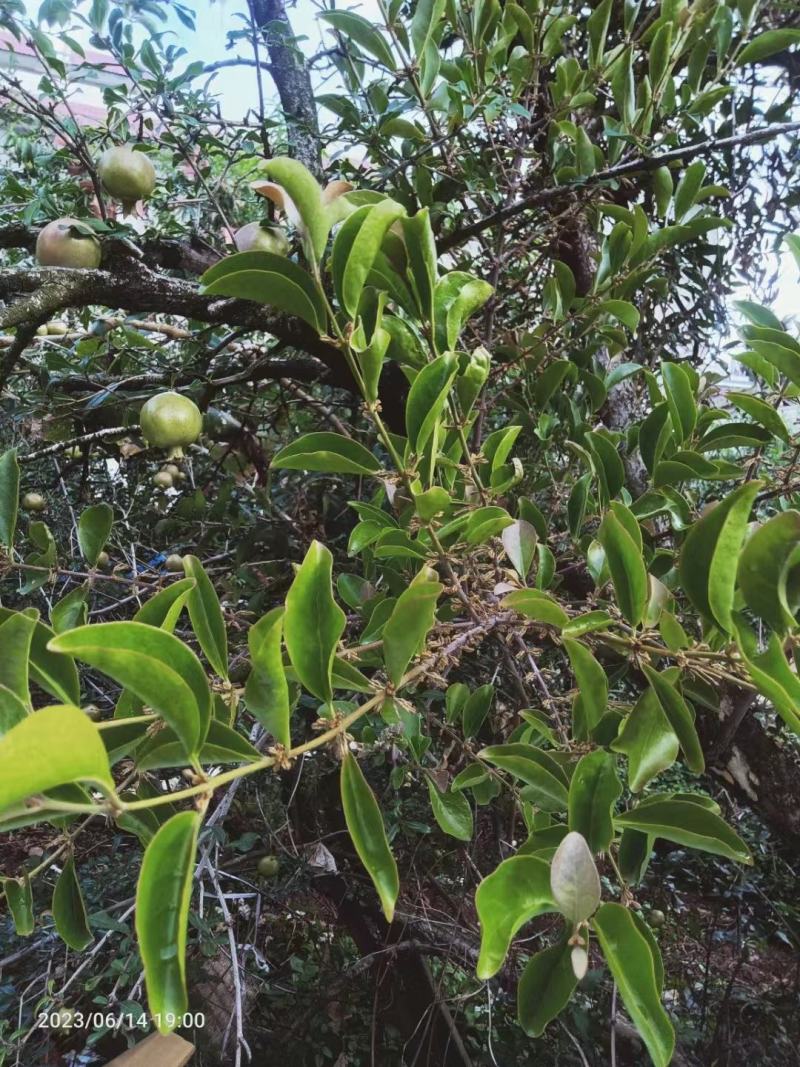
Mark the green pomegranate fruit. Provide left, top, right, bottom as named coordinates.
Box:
left=649, top=909, right=666, bottom=928
left=96, top=550, right=110, bottom=569
left=21, top=491, right=46, bottom=512
left=140, top=391, right=203, bottom=459
left=233, top=221, right=290, bottom=256
left=47, top=321, right=69, bottom=335
left=165, top=553, right=185, bottom=572
left=98, top=145, right=156, bottom=206
left=153, top=471, right=174, bottom=490
left=163, top=463, right=182, bottom=479
left=257, top=855, right=280, bottom=879
left=36, top=218, right=101, bottom=269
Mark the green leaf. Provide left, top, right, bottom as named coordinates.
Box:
left=678, top=480, right=761, bottom=633
left=564, top=638, right=607, bottom=739
left=651, top=166, right=673, bottom=219
left=673, top=160, right=706, bottom=221
left=427, top=776, right=473, bottom=840
left=259, top=157, right=327, bottom=263
left=550, top=831, right=601, bottom=924
left=748, top=338, right=800, bottom=388
left=518, top=940, right=578, bottom=1036
left=480, top=743, right=568, bottom=811
left=284, top=541, right=345, bottom=705
left=402, top=208, right=437, bottom=318
left=50, top=623, right=210, bottom=760
left=244, top=607, right=290, bottom=748
left=475, top=855, right=555, bottom=978
left=52, top=856, right=93, bottom=951
left=341, top=750, right=399, bottom=921
left=501, top=589, right=568, bottom=628
left=501, top=519, right=538, bottom=580
left=135, top=719, right=261, bottom=770
left=0, top=608, right=35, bottom=708
left=272, top=432, right=382, bottom=476
left=200, top=251, right=326, bottom=332
left=382, top=570, right=442, bottom=685
left=51, top=583, right=89, bottom=634
left=598, top=510, right=648, bottom=627
left=592, top=903, right=674, bottom=1067
left=0, top=449, right=19, bottom=549
left=727, top=392, right=791, bottom=444
left=4, top=875, right=34, bottom=936
left=341, top=198, right=406, bottom=317
left=136, top=809, right=200, bottom=1032
left=134, top=577, right=195, bottom=631
left=0, top=685, right=29, bottom=736
left=411, top=0, right=446, bottom=60
left=433, top=273, right=493, bottom=353
left=445, top=682, right=469, bottom=724
left=734, top=621, right=800, bottom=733
left=585, top=430, right=625, bottom=504
left=612, top=688, right=679, bottom=792
left=614, top=799, right=751, bottom=863
left=568, top=750, right=622, bottom=852
left=319, top=10, right=396, bottom=69
left=182, top=555, right=228, bottom=680
left=0, top=705, right=113, bottom=814
left=405, top=354, right=457, bottom=454
left=77, top=503, right=113, bottom=567
left=641, top=664, right=704, bottom=774
left=737, top=28, right=800, bottom=66
left=462, top=683, right=494, bottom=738
left=737, top=511, right=800, bottom=634
left=0, top=608, right=79, bottom=705
left=662, top=361, right=696, bottom=442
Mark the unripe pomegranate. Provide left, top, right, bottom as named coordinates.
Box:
left=47, top=321, right=69, bottom=335
left=36, top=218, right=101, bottom=269
left=165, top=553, right=185, bottom=572
left=233, top=221, right=290, bottom=255
left=96, top=550, right=110, bottom=569
left=257, top=855, right=280, bottom=878
left=153, top=471, right=174, bottom=490
left=139, top=391, right=203, bottom=459
left=98, top=145, right=156, bottom=208
left=21, top=492, right=46, bottom=512
left=163, top=463, right=182, bottom=479
left=649, top=909, right=666, bottom=928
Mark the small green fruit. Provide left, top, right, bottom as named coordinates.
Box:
left=163, top=463, right=182, bottom=479
left=98, top=144, right=156, bottom=205
left=140, top=391, right=203, bottom=458
left=47, top=321, right=69, bottom=335
left=153, top=471, right=174, bottom=490
left=36, top=218, right=101, bottom=269
left=257, top=855, right=280, bottom=879
left=649, top=909, right=666, bottom=928
left=233, top=221, right=290, bottom=255
left=96, top=551, right=110, bottom=569
left=164, top=553, right=185, bottom=572
left=21, top=491, right=46, bottom=512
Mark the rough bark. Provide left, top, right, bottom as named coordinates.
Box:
left=248, top=0, right=323, bottom=177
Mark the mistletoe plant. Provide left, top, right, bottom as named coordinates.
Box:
left=1, top=154, right=799, bottom=1067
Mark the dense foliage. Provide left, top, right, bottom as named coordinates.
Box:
left=0, top=0, right=799, bottom=1064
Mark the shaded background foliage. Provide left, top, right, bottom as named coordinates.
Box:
left=0, top=0, right=799, bottom=1064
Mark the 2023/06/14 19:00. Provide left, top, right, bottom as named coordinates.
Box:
left=37, top=1010, right=206, bottom=1030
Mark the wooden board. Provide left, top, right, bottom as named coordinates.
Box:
left=106, top=1031, right=195, bottom=1067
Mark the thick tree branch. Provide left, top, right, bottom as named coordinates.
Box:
left=441, top=121, right=800, bottom=252
left=248, top=0, right=322, bottom=176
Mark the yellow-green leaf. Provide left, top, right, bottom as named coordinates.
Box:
left=475, top=855, right=555, bottom=978
left=284, top=541, right=345, bottom=705
left=182, top=555, right=228, bottom=680
left=136, top=809, right=201, bottom=1032
left=341, top=751, right=399, bottom=921
left=0, top=705, right=113, bottom=814
left=593, top=902, right=674, bottom=1067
